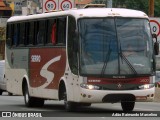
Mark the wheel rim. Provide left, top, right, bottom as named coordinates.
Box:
left=25, top=92, right=29, bottom=103
left=24, top=87, right=29, bottom=103
left=64, top=92, right=67, bottom=106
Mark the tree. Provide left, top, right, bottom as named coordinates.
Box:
left=154, top=0, right=160, bottom=17
left=112, top=0, right=148, bottom=14
left=0, top=27, right=6, bottom=41
left=92, top=0, right=106, bottom=4
left=92, top=0, right=160, bottom=17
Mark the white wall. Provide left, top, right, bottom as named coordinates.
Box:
left=0, top=18, right=8, bottom=27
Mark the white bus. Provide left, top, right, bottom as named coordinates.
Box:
left=5, top=8, right=159, bottom=111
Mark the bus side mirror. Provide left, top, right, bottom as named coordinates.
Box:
left=153, top=34, right=159, bottom=55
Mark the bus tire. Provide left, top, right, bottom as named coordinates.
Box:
left=0, top=89, right=3, bottom=95
left=34, top=98, right=45, bottom=107
left=8, top=92, right=13, bottom=96
left=24, top=84, right=44, bottom=107
left=80, top=103, right=92, bottom=107
left=24, top=84, right=35, bottom=107
left=63, top=91, right=76, bottom=112
left=121, top=101, right=135, bottom=112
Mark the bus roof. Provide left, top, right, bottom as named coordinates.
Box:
left=7, top=8, right=148, bottom=23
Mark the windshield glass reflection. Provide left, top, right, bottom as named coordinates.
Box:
left=79, top=18, right=154, bottom=76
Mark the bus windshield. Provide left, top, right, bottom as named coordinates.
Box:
left=79, top=18, right=154, bottom=76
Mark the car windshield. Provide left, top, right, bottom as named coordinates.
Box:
left=78, top=18, right=154, bottom=76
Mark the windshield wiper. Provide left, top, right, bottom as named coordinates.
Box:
left=101, top=39, right=112, bottom=77
left=118, top=38, right=137, bottom=75
left=119, top=45, right=137, bottom=75
left=114, top=18, right=137, bottom=75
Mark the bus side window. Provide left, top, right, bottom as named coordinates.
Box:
left=12, top=24, right=19, bottom=46
left=10, top=24, right=15, bottom=47
left=46, top=19, right=57, bottom=45
left=57, top=17, right=66, bottom=45
left=51, top=22, right=57, bottom=45
left=19, top=23, right=25, bottom=46
left=36, top=20, right=46, bottom=45
left=6, top=24, right=12, bottom=46
left=68, top=16, right=77, bottom=74
left=28, top=21, right=35, bottom=46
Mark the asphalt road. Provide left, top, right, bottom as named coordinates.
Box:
left=0, top=92, right=160, bottom=119
left=0, top=92, right=159, bottom=120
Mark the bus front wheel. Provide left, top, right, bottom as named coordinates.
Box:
left=121, top=101, right=135, bottom=112
left=63, top=91, right=77, bottom=112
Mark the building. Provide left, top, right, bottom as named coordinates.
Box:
left=0, top=0, right=12, bottom=17
left=21, top=0, right=40, bottom=15
left=0, top=0, right=12, bottom=60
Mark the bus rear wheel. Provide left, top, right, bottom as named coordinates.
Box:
left=0, top=89, right=3, bottom=95
left=121, top=101, right=135, bottom=112
left=24, top=84, right=44, bottom=107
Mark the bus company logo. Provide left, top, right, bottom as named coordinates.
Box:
left=117, top=83, right=122, bottom=89
left=11, top=52, right=14, bottom=65
left=39, top=56, right=61, bottom=89
left=113, top=76, right=126, bottom=79
left=31, top=55, right=41, bottom=62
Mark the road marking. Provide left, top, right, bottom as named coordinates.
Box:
left=134, top=107, right=153, bottom=111
left=112, top=105, right=153, bottom=111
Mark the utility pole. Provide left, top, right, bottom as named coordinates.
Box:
left=148, top=0, right=154, bottom=17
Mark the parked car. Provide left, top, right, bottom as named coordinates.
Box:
left=0, top=60, right=5, bottom=95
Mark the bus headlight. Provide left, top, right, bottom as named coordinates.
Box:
left=80, top=84, right=101, bottom=90
left=138, top=84, right=154, bottom=89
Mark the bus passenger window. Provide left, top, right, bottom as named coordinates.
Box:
left=19, top=23, right=25, bottom=46
left=46, top=19, right=57, bottom=45
left=28, top=22, right=35, bottom=45
left=57, top=18, right=66, bottom=45
left=36, top=20, right=46, bottom=45
left=6, top=24, right=12, bottom=46
left=13, top=24, right=19, bottom=46
left=51, top=22, right=56, bottom=45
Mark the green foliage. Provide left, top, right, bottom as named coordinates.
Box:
left=155, top=0, right=160, bottom=17
left=92, top=0, right=160, bottom=17
left=112, top=0, right=148, bottom=15
left=0, top=27, right=6, bottom=41
left=92, top=0, right=106, bottom=4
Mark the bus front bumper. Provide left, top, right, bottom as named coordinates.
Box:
left=77, top=87, right=155, bottom=103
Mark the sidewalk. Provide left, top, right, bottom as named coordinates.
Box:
left=154, top=88, right=160, bottom=102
